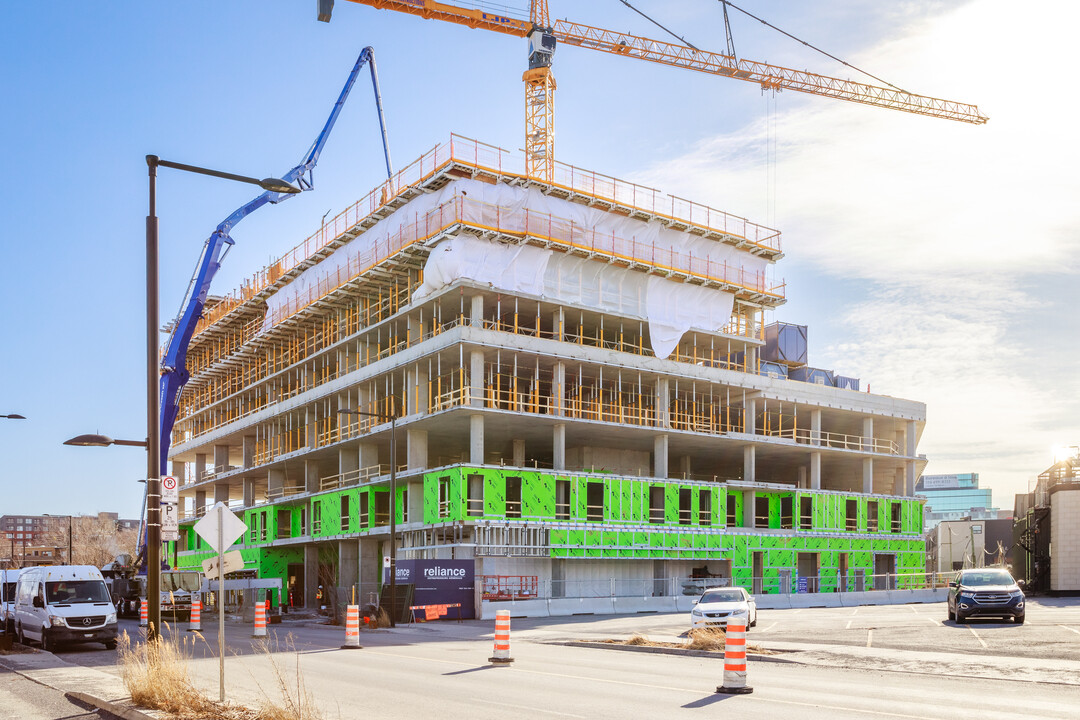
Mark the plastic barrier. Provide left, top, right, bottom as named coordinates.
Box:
left=253, top=599, right=267, bottom=638
left=139, top=599, right=148, bottom=628
left=341, top=605, right=361, bottom=649
left=488, top=610, right=514, bottom=664
left=188, top=596, right=201, bottom=632
left=715, top=621, right=753, bottom=694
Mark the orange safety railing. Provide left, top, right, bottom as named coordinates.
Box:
left=187, top=134, right=781, bottom=341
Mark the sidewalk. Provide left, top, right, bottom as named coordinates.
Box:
left=0, top=648, right=152, bottom=719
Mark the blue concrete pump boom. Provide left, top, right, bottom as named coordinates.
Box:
left=157, top=46, right=393, bottom=484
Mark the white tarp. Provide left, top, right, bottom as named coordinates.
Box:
left=263, top=178, right=761, bottom=357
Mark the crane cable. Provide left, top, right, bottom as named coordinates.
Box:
left=719, top=0, right=909, bottom=94
left=618, top=0, right=699, bottom=51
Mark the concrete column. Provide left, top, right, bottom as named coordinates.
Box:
left=195, top=490, right=206, bottom=515
left=408, top=314, right=423, bottom=348
left=304, top=544, right=319, bottom=611
left=470, top=414, right=484, bottom=465
left=553, top=307, right=564, bottom=341
left=214, top=484, right=229, bottom=504
left=306, top=408, right=318, bottom=450
left=408, top=479, right=423, bottom=524
left=679, top=455, right=691, bottom=479
left=195, top=454, right=207, bottom=482
left=743, top=445, right=756, bottom=483
left=407, top=429, right=428, bottom=471
left=894, top=467, right=906, bottom=496
left=243, top=436, right=256, bottom=469
left=268, top=468, right=285, bottom=498
left=745, top=309, right=758, bottom=369
left=359, top=537, right=379, bottom=605
left=654, top=435, right=669, bottom=478
left=745, top=398, right=757, bottom=435
left=470, top=294, right=484, bottom=327
left=797, top=466, right=807, bottom=489
left=214, top=444, right=230, bottom=474
left=340, top=446, right=359, bottom=484
left=407, top=364, right=428, bottom=416
left=358, top=443, right=379, bottom=472
left=339, top=541, right=359, bottom=596
left=305, top=460, right=320, bottom=494
left=656, top=377, right=670, bottom=428
left=863, top=457, right=874, bottom=494
left=811, top=409, right=822, bottom=445
left=862, top=417, right=874, bottom=452
left=470, top=350, right=485, bottom=407
left=743, top=489, right=756, bottom=529
left=810, top=452, right=821, bottom=490
left=243, top=478, right=255, bottom=507
left=553, top=423, right=566, bottom=471
left=173, top=463, right=186, bottom=484
left=513, top=438, right=525, bottom=467
left=552, top=362, right=566, bottom=416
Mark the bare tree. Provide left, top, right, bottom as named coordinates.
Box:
left=39, top=515, right=138, bottom=566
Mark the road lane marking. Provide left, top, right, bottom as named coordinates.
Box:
left=846, top=619, right=853, bottom=630
left=850, top=608, right=859, bottom=616
left=966, top=626, right=987, bottom=648
left=351, top=648, right=948, bottom=720
left=866, top=628, right=873, bottom=647
left=1059, top=625, right=1080, bottom=635
left=908, top=605, right=919, bottom=613
left=927, top=617, right=941, bottom=627
left=760, top=622, right=778, bottom=632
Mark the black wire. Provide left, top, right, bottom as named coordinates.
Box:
left=619, top=0, right=699, bottom=51
left=720, top=0, right=907, bottom=93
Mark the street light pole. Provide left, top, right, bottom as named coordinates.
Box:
left=338, top=401, right=399, bottom=626
left=146, top=156, right=162, bottom=642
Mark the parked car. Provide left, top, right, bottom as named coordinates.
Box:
left=947, top=567, right=1025, bottom=624
left=14, top=565, right=118, bottom=651
left=1, top=568, right=26, bottom=634
left=690, top=587, right=757, bottom=630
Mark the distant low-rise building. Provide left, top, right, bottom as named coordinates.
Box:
left=1014, top=452, right=1080, bottom=594
left=926, top=518, right=1013, bottom=574
left=916, top=473, right=1002, bottom=531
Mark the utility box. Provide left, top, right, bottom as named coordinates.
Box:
left=763, top=322, right=808, bottom=366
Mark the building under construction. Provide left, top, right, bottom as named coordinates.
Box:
left=169, top=136, right=928, bottom=616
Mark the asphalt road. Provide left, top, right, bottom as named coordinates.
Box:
left=0, top=665, right=104, bottom=719
left=28, top=598, right=1080, bottom=719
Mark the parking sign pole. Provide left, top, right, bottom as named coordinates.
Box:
left=218, top=505, right=225, bottom=703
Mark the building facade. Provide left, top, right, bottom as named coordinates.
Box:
left=1014, top=453, right=1080, bottom=594
left=169, top=137, right=928, bottom=614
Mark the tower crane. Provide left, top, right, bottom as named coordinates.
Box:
left=319, top=0, right=986, bottom=183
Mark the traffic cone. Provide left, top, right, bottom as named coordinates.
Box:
left=139, top=598, right=148, bottom=628
left=187, top=595, right=201, bottom=632
left=715, top=622, right=753, bottom=694
left=488, top=610, right=514, bottom=664
left=341, top=604, right=362, bottom=649
left=253, top=599, right=267, bottom=638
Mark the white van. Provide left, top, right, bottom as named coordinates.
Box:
left=1, top=568, right=26, bottom=634
left=14, top=565, right=118, bottom=651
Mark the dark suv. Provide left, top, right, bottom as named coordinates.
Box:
left=947, top=567, right=1025, bottom=624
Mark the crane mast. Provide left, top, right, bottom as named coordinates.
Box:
left=330, top=0, right=986, bottom=180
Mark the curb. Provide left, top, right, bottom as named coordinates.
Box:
left=555, top=640, right=798, bottom=664
left=65, top=692, right=155, bottom=720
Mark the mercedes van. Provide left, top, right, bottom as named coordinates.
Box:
left=1, top=568, right=26, bottom=634
left=14, top=565, right=118, bottom=651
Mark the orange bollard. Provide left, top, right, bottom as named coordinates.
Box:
left=187, top=595, right=202, bottom=632
left=341, top=605, right=362, bottom=649
left=488, top=609, right=514, bottom=664
left=139, top=598, right=148, bottom=628
left=715, top=622, right=753, bottom=694
left=253, top=598, right=267, bottom=638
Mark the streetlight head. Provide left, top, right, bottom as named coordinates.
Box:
left=64, top=433, right=114, bottom=447
left=260, top=177, right=302, bottom=194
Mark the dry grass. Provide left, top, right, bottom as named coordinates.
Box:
left=374, top=607, right=391, bottom=629
left=625, top=634, right=651, bottom=646
left=686, top=627, right=728, bottom=651
left=118, top=628, right=324, bottom=720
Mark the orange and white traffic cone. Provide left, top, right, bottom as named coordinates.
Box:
left=139, top=598, right=148, bottom=628
left=715, top=622, right=753, bottom=694
left=488, top=609, right=514, bottom=664
left=188, top=595, right=201, bottom=632
left=341, top=605, right=362, bottom=649
left=253, top=598, right=267, bottom=638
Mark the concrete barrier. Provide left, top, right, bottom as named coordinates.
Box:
left=547, top=597, right=615, bottom=617
left=613, top=596, right=680, bottom=614
left=752, top=594, right=792, bottom=610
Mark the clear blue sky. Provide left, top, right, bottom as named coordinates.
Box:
left=1, top=1, right=1075, bottom=520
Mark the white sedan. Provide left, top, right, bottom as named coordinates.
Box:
left=690, top=587, right=757, bottom=630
